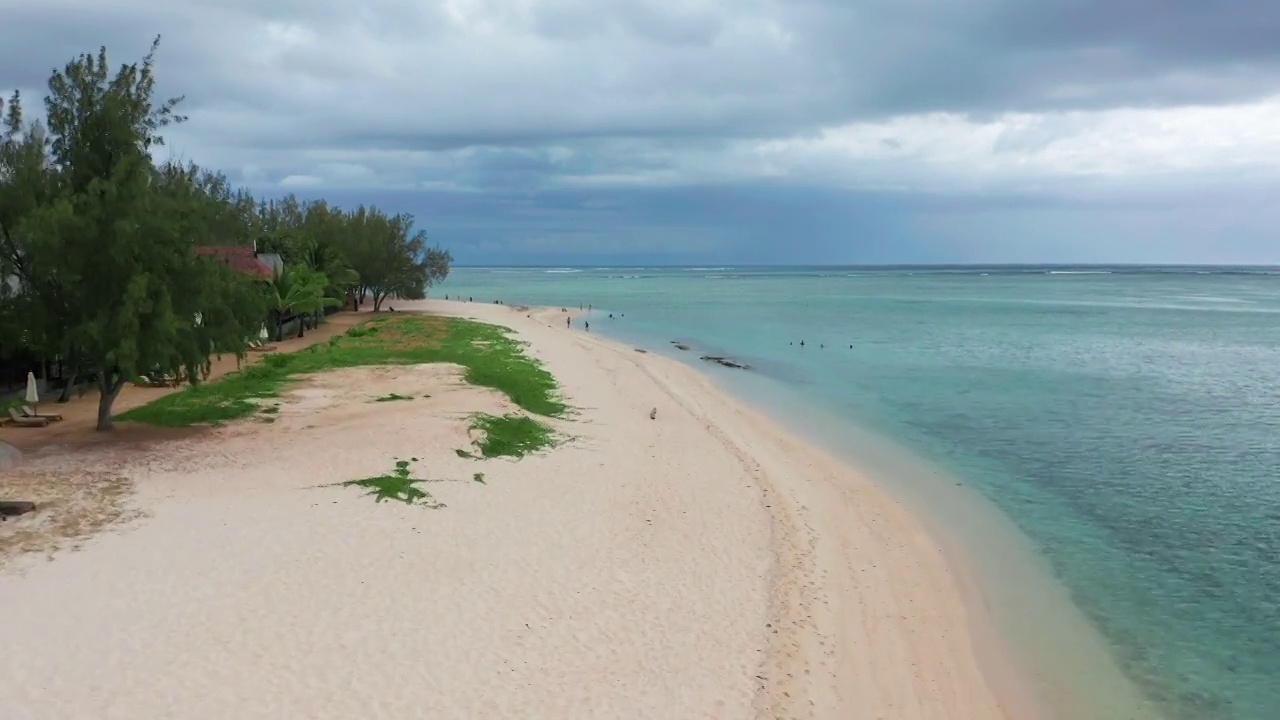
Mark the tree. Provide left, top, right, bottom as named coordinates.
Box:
left=3, top=38, right=266, bottom=429
left=422, top=244, right=452, bottom=290
left=0, top=90, right=78, bottom=397
left=267, top=266, right=338, bottom=340
left=345, top=207, right=452, bottom=311
left=3, top=38, right=451, bottom=429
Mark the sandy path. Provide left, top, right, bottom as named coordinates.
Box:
left=0, top=300, right=1014, bottom=720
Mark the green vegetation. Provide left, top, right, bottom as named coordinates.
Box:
left=0, top=39, right=451, bottom=429
left=266, top=266, right=341, bottom=341
left=467, top=413, right=556, bottom=459
left=473, top=472, right=486, bottom=484
left=342, top=459, right=443, bottom=508
left=0, top=40, right=267, bottom=429
left=117, top=315, right=566, bottom=427
left=373, top=393, right=414, bottom=402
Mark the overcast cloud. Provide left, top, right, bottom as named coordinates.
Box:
left=4, top=0, right=1280, bottom=263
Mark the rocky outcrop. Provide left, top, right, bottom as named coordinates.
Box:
left=700, top=356, right=751, bottom=370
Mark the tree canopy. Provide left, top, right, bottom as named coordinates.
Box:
left=258, top=198, right=451, bottom=312
left=0, top=38, right=451, bottom=430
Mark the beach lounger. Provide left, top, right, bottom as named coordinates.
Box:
left=7, top=407, right=50, bottom=427
left=22, top=405, right=62, bottom=421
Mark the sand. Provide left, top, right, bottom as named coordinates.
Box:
left=0, top=301, right=1017, bottom=720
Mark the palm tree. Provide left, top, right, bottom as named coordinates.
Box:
left=267, top=267, right=339, bottom=339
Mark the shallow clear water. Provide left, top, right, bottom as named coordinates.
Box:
left=438, top=266, right=1280, bottom=720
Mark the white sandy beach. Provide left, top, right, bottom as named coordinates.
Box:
left=0, top=300, right=1017, bottom=720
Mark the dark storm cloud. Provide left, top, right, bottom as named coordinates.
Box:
left=287, top=180, right=1280, bottom=266
left=4, top=1, right=1280, bottom=262
left=290, top=184, right=954, bottom=265
left=5, top=0, right=1279, bottom=147
left=988, top=0, right=1280, bottom=63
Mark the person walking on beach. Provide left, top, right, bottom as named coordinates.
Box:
left=584, top=321, right=590, bottom=332
left=566, top=316, right=572, bottom=328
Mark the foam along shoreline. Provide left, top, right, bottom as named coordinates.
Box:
left=2, top=299, right=1017, bottom=719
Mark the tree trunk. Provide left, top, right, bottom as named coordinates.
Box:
left=373, top=292, right=386, bottom=312
left=58, top=362, right=79, bottom=403
left=95, top=366, right=126, bottom=431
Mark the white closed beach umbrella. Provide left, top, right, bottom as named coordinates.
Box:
left=25, top=371, right=38, bottom=414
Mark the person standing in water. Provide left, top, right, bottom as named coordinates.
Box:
left=584, top=321, right=590, bottom=332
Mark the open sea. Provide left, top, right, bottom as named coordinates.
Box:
left=436, top=265, right=1280, bottom=720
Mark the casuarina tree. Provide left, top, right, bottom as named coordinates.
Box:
left=2, top=38, right=266, bottom=429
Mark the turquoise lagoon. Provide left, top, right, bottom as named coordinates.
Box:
left=437, top=266, right=1280, bottom=720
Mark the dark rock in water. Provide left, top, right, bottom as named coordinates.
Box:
left=700, top=355, right=752, bottom=370
left=673, top=343, right=691, bottom=351
left=634, top=348, right=648, bottom=353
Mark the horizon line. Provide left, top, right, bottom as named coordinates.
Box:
left=451, top=262, right=1280, bottom=269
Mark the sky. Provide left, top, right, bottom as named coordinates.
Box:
left=3, top=0, right=1280, bottom=265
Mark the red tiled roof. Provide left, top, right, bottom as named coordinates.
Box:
left=194, top=246, right=274, bottom=279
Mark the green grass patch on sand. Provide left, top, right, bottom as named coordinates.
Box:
left=116, top=315, right=566, bottom=427
left=465, top=413, right=556, bottom=459
left=342, top=459, right=444, bottom=508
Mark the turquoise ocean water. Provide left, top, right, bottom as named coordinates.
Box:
left=437, top=266, right=1279, bottom=720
